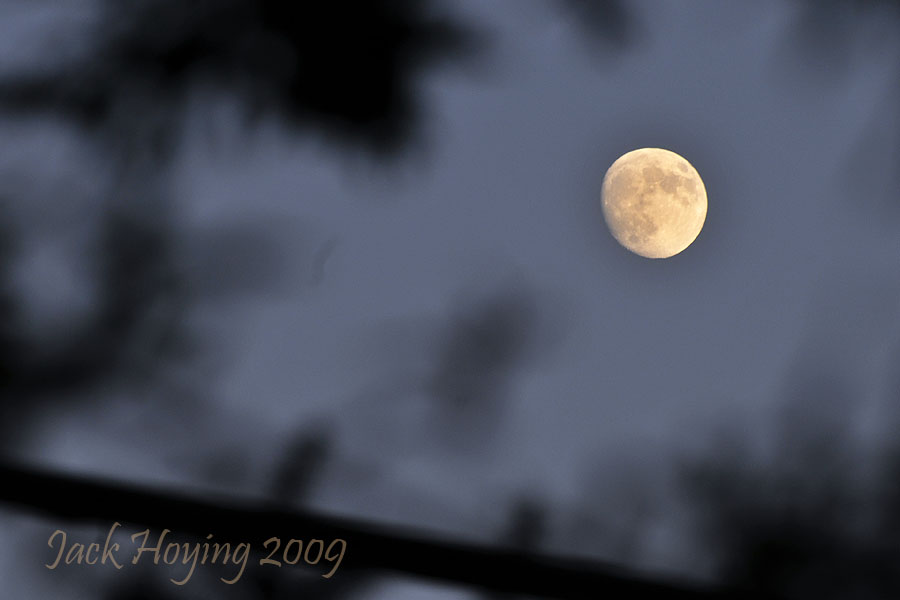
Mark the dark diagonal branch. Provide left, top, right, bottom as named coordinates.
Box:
left=0, top=461, right=779, bottom=599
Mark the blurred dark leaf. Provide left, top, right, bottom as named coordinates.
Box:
left=678, top=362, right=900, bottom=599
left=0, top=0, right=480, bottom=156
left=269, top=423, right=334, bottom=503
left=555, top=0, right=636, bottom=48
left=430, top=288, right=537, bottom=411
left=0, top=195, right=204, bottom=462
left=782, top=0, right=900, bottom=94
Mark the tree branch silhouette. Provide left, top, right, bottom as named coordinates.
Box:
left=0, top=461, right=778, bottom=600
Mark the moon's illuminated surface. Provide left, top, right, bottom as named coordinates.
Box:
left=601, top=148, right=707, bottom=259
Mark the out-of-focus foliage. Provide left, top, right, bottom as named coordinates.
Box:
left=0, top=0, right=479, bottom=156
left=555, top=0, right=636, bottom=48
left=680, top=365, right=900, bottom=599
left=0, top=0, right=480, bottom=454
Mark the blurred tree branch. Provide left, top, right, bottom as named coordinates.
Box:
left=0, top=460, right=777, bottom=600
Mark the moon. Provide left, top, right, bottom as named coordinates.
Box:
left=601, top=148, right=707, bottom=259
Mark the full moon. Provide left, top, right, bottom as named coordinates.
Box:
left=601, top=148, right=707, bottom=259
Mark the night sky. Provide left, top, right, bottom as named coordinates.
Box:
left=2, top=1, right=900, bottom=598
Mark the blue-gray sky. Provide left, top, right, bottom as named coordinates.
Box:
left=2, top=0, right=900, bottom=596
